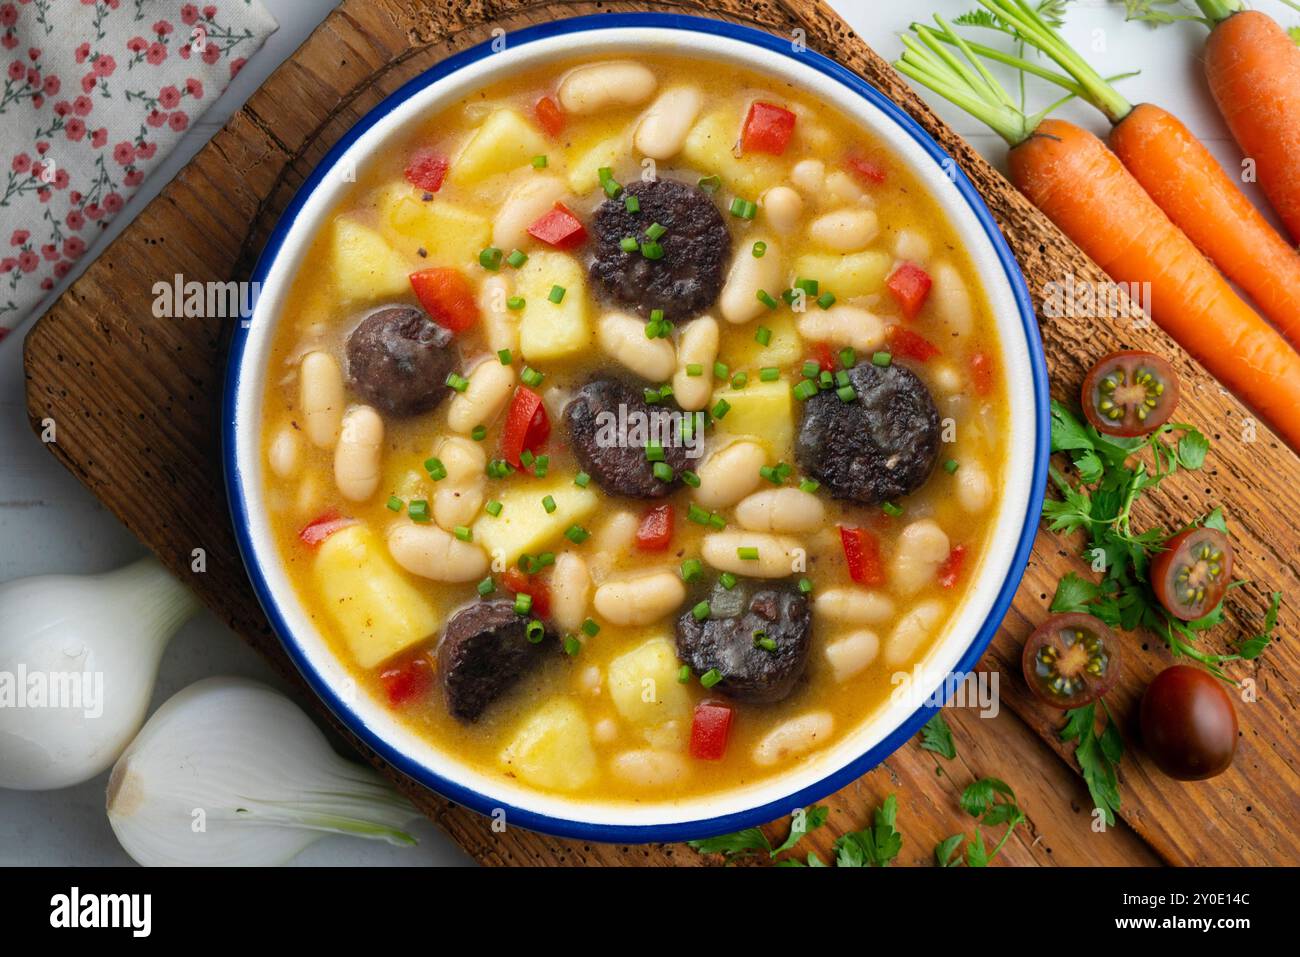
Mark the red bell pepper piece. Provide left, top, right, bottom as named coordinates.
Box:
left=839, top=525, right=885, bottom=586
left=409, top=267, right=479, bottom=333
left=689, top=701, right=734, bottom=761
left=526, top=202, right=588, bottom=251
left=298, top=510, right=357, bottom=547
left=886, top=262, right=933, bottom=320
left=503, top=566, right=551, bottom=619
left=938, top=545, right=967, bottom=589
left=970, top=351, right=996, bottom=396
left=845, top=152, right=887, bottom=185
left=500, top=386, right=550, bottom=467
left=811, top=341, right=836, bottom=372
left=380, top=655, right=433, bottom=706
left=887, top=325, right=941, bottom=363
left=741, top=101, right=797, bottom=156
left=635, top=504, right=674, bottom=552
left=403, top=148, right=449, bottom=193
left=534, top=95, right=565, bottom=138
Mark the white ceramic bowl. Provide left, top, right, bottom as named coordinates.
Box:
left=224, top=13, right=1049, bottom=843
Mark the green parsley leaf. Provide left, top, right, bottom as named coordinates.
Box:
left=1060, top=702, right=1123, bottom=827
left=833, top=794, right=903, bottom=867
left=1238, top=591, right=1282, bottom=660
left=918, top=712, right=957, bottom=760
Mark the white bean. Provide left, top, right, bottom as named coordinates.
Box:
left=825, top=169, right=866, bottom=205
left=790, top=158, right=825, bottom=194
left=694, top=440, right=767, bottom=509
left=701, top=531, right=803, bottom=578
left=478, top=274, right=519, bottom=355
left=593, top=571, right=686, bottom=626
left=610, top=749, right=691, bottom=788
left=824, top=630, right=880, bottom=682
left=718, top=236, right=782, bottom=324
left=433, top=436, right=486, bottom=530
left=551, top=552, right=591, bottom=633
left=300, top=351, right=345, bottom=449
left=447, top=359, right=515, bottom=434
left=597, top=311, right=676, bottom=381
left=814, top=587, right=896, bottom=625
left=557, top=61, right=656, bottom=114
left=885, top=599, right=945, bottom=667
left=931, top=260, right=973, bottom=336
left=268, top=426, right=302, bottom=479
left=893, top=229, right=932, bottom=265
left=593, top=717, right=619, bottom=744
left=493, top=174, right=569, bottom=251
left=387, top=523, right=489, bottom=583
left=671, top=315, right=718, bottom=412
left=930, top=360, right=963, bottom=395
left=956, top=462, right=992, bottom=514
left=760, top=186, right=803, bottom=236
left=593, top=509, right=639, bottom=554
left=634, top=85, right=702, bottom=160
left=734, top=487, right=824, bottom=533
left=796, top=305, right=885, bottom=351
left=752, top=711, right=834, bottom=766
left=891, top=519, right=951, bottom=595
left=808, top=208, right=879, bottom=252
left=333, top=405, right=383, bottom=502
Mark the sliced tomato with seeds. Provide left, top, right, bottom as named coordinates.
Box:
left=504, top=566, right=551, bottom=619
left=1021, top=612, right=1120, bottom=709
left=534, top=95, right=565, bottom=138
left=1150, top=526, right=1233, bottom=621
left=886, top=262, right=933, bottom=319
left=635, top=504, right=674, bottom=552
left=1081, top=350, right=1180, bottom=437
left=526, top=202, right=587, bottom=250
left=403, top=148, right=449, bottom=193
left=741, top=101, right=797, bottom=156
left=886, top=325, right=940, bottom=362
left=839, top=525, right=885, bottom=586
left=409, top=267, right=479, bottom=333
left=689, top=701, right=734, bottom=761
left=298, top=510, right=357, bottom=547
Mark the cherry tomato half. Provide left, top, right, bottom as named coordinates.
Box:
left=1140, top=665, right=1237, bottom=781
left=1150, top=526, right=1233, bottom=621
left=1021, top=612, right=1120, bottom=709
left=1081, top=350, right=1180, bottom=437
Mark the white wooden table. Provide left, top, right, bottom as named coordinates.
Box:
left=1, top=0, right=1292, bottom=866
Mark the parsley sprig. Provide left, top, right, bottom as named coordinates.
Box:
left=935, top=778, right=1027, bottom=867
left=1060, top=700, right=1124, bottom=826
left=687, top=805, right=829, bottom=865
left=688, top=797, right=903, bottom=867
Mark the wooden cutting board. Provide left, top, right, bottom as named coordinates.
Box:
left=22, top=0, right=1300, bottom=866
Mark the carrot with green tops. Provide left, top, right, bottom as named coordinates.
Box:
left=944, top=0, right=1300, bottom=353
left=894, top=16, right=1300, bottom=452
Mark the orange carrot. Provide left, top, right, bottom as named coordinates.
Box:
left=1200, top=6, right=1300, bottom=245
left=1010, top=119, right=1300, bottom=449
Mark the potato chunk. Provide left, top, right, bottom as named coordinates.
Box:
left=607, top=637, right=692, bottom=747
left=472, top=477, right=598, bottom=566
left=498, top=697, right=598, bottom=792
left=449, top=108, right=549, bottom=186
left=374, top=183, right=491, bottom=267
left=792, top=251, right=891, bottom=299
left=517, top=252, right=593, bottom=361
left=328, top=217, right=412, bottom=303
left=710, top=378, right=794, bottom=455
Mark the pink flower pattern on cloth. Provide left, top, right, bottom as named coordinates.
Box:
left=0, top=0, right=277, bottom=342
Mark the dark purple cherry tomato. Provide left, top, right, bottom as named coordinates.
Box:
left=1021, top=612, right=1121, bottom=709
left=1150, top=527, right=1233, bottom=621
left=1082, top=351, right=1180, bottom=437
left=1140, top=665, right=1237, bottom=781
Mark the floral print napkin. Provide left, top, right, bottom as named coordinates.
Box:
left=0, top=0, right=278, bottom=343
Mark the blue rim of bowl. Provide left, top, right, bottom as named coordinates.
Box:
left=223, top=11, right=1049, bottom=844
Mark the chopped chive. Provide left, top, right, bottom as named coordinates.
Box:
left=801, top=360, right=821, bottom=379
left=680, top=559, right=703, bottom=583
left=837, top=385, right=857, bottom=403
left=782, top=288, right=798, bottom=306
left=839, top=347, right=856, bottom=368
left=819, top=370, right=834, bottom=390
left=759, top=366, right=780, bottom=382
left=506, top=249, right=528, bottom=268
left=624, top=194, right=641, bottom=213
left=453, top=525, right=473, bottom=542
left=644, top=386, right=661, bottom=404
left=513, top=592, right=533, bottom=615
left=681, top=469, right=700, bottom=488
left=536, top=552, right=556, bottom=568
left=755, top=289, right=778, bottom=310
left=713, top=360, right=729, bottom=380
left=477, top=576, right=495, bottom=596
left=424, top=456, right=447, bottom=480
left=582, top=618, right=600, bottom=637
left=645, top=222, right=667, bottom=240
left=471, top=424, right=487, bottom=441
left=574, top=471, right=591, bottom=488
left=698, top=174, right=722, bottom=193
left=754, top=632, right=778, bottom=653
left=479, top=246, right=503, bottom=270
left=687, top=503, right=711, bottom=525
left=548, top=285, right=566, bottom=304
left=677, top=664, right=693, bottom=683
left=620, top=236, right=639, bottom=253
left=565, top=524, right=589, bottom=544
left=541, top=495, right=557, bottom=514
left=799, top=478, right=820, bottom=494
left=650, top=308, right=664, bottom=323
left=603, top=177, right=622, bottom=199
left=520, top=449, right=535, bottom=468
left=728, top=197, right=757, bottom=220
left=645, top=440, right=665, bottom=463
left=692, top=600, right=711, bottom=621
left=708, top=512, right=726, bottom=530
left=385, top=495, right=403, bottom=512
left=711, top=398, right=731, bottom=419
left=798, top=577, right=813, bottom=595
left=485, top=500, right=503, bottom=517
left=652, top=462, right=675, bottom=483
left=520, top=366, right=544, bottom=388
left=720, top=571, right=738, bottom=590
left=686, top=363, right=704, bottom=377
left=737, top=546, right=760, bottom=561
left=882, top=501, right=904, bottom=518
left=731, top=371, right=748, bottom=389
left=700, top=668, right=723, bottom=689
left=793, top=380, right=818, bottom=401
left=445, top=372, right=470, bottom=393
left=506, top=296, right=525, bottom=311
left=640, top=241, right=664, bottom=260
left=532, top=454, right=550, bottom=477
left=408, top=500, right=430, bottom=523
left=817, top=291, right=836, bottom=309
left=563, top=634, right=582, bottom=656
left=872, top=351, right=892, bottom=367
left=944, top=459, right=960, bottom=474
left=752, top=240, right=767, bottom=258
left=531, top=154, right=548, bottom=168
left=525, top=619, right=546, bottom=643
left=835, top=370, right=851, bottom=387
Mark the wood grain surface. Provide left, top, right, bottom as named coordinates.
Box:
left=22, top=0, right=1298, bottom=867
